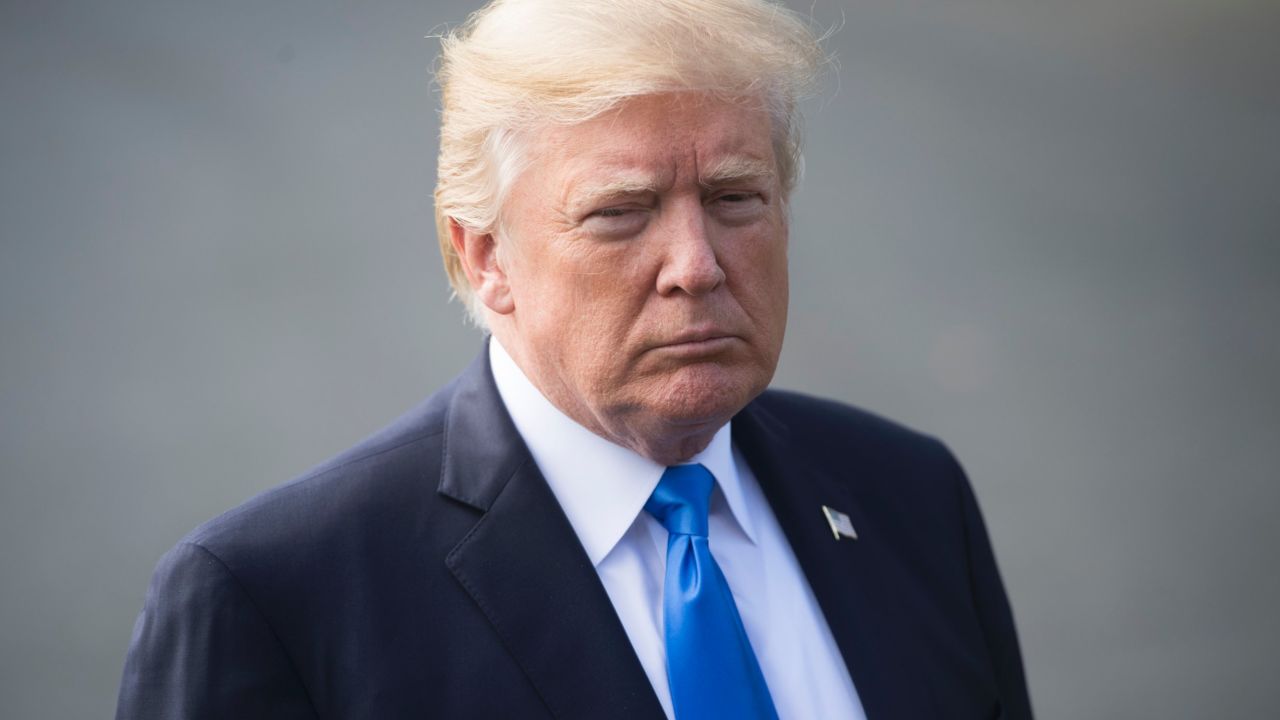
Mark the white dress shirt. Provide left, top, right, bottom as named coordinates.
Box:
left=489, top=338, right=867, bottom=720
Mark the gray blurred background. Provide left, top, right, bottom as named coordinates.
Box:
left=2, top=0, right=1277, bottom=717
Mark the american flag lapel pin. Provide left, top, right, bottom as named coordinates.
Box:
left=821, top=505, right=858, bottom=541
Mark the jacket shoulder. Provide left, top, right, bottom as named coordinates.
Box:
left=752, top=387, right=952, bottom=464
left=746, top=387, right=971, bottom=527
left=118, top=375, right=482, bottom=717
left=181, top=375, right=462, bottom=563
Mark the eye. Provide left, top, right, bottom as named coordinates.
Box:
left=582, top=206, right=649, bottom=238
left=709, top=191, right=767, bottom=224
left=594, top=207, right=633, bottom=218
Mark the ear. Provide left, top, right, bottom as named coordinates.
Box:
left=449, top=218, right=515, bottom=315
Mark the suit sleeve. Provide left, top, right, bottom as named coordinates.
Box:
left=115, top=542, right=317, bottom=720
left=949, top=451, right=1035, bottom=720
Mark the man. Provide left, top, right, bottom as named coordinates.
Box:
left=117, top=0, right=1032, bottom=718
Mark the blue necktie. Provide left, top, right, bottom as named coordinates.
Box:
left=645, top=464, right=779, bottom=720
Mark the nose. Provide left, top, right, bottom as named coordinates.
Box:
left=655, top=205, right=726, bottom=297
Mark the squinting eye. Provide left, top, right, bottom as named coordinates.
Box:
left=709, top=191, right=767, bottom=226
left=594, top=207, right=632, bottom=218
left=712, top=191, right=765, bottom=212
left=582, top=206, right=649, bottom=238
left=711, top=192, right=768, bottom=210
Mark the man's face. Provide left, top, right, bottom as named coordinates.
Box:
left=493, top=93, right=789, bottom=462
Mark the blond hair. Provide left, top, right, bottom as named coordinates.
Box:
left=433, top=0, right=825, bottom=323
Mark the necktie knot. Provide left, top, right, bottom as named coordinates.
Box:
left=645, top=464, right=714, bottom=537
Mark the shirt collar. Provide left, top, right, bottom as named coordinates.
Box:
left=488, top=337, right=758, bottom=566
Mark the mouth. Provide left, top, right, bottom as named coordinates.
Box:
left=650, top=331, right=741, bottom=358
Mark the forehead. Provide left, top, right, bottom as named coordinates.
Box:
left=526, top=93, right=778, bottom=192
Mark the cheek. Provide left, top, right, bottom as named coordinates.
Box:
left=758, top=264, right=790, bottom=344
left=731, top=230, right=789, bottom=314
left=511, top=240, right=599, bottom=316
left=556, top=248, right=657, bottom=331
left=530, top=265, right=644, bottom=365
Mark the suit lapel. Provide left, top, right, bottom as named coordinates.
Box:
left=438, top=348, right=665, bottom=720
left=733, top=399, right=926, bottom=720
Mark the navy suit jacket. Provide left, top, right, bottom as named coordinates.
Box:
left=116, top=347, right=1032, bottom=719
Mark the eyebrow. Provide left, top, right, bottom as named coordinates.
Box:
left=572, top=178, right=662, bottom=205
left=563, top=156, right=776, bottom=214
left=560, top=173, right=668, bottom=220
left=698, top=156, right=776, bottom=188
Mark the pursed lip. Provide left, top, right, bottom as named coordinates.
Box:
left=648, top=328, right=742, bottom=353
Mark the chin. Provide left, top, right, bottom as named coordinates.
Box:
left=647, top=362, right=769, bottom=427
